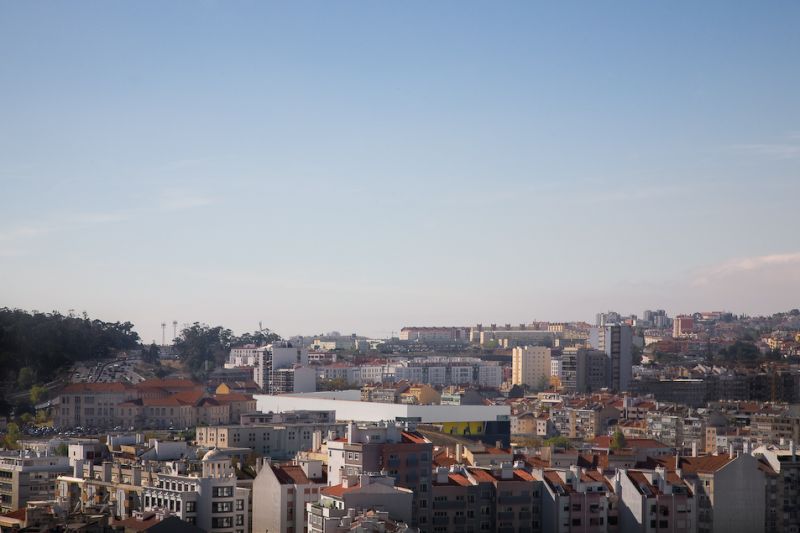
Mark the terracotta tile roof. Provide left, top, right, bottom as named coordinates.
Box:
left=473, top=446, right=510, bottom=455
left=543, top=470, right=574, bottom=494
left=628, top=470, right=662, bottom=495
left=514, top=469, right=535, bottom=482
left=61, top=382, right=131, bottom=394
left=468, top=468, right=497, bottom=483
left=433, top=453, right=458, bottom=468
left=649, top=455, right=734, bottom=474
left=400, top=431, right=429, bottom=445
left=0, top=508, right=26, bottom=521
left=213, top=393, right=254, bottom=403
left=593, top=436, right=669, bottom=449
left=272, top=464, right=325, bottom=485
left=321, top=483, right=361, bottom=497
left=134, top=379, right=198, bottom=390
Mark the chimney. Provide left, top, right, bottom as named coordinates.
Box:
left=691, top=442, right=697, bottom=457
left=455, top=444, right=463, bottom=463
left=436, top=467, right=449, bottom=484
left=312, top=430, right=322, bottom=452
left=73, top=459, right=85, bottom=479
left=500, top=462, right=513, bottom=480
left=102, top=461, right=112, bottom=483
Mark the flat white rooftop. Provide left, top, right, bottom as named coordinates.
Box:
left=254, top=390, right=510, bottom=423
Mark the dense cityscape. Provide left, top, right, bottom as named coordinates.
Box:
left=1, top=308, right=800, bottom=532
left=3, top=1, right=799, bottom=532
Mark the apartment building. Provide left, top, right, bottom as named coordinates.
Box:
left=541, top=466, right=612, bottom=533
left=614, top=467, right=694, bottom=533
left=327, top=422, right=433, bottom=529
left=252, top=458, right=327, bottom=533
left=512, top=346, right=552, bottom=390
left=57, top=460, right=155, bottom=520
left=195, top=420, right=346, bottom=460
left=753, top=442, right=800, bottom=533
left=751, top=412, right=800, bottom=445
left=255, top=342, right=312, bottom=394
left=0, top=451, right=71, bottom=513
left=141, top=449, right=249, bottom=533
left=651, top=453, right=767, bottom=533
left=589, top=325, right=633, bottom=392
left=307, top=474, right=414, bottom=533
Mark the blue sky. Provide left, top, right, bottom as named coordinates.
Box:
left=1, top=1, right=799, bottom=342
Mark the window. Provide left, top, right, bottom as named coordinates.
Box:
left=212, top=517, right=233, bottom=528
left=235, top=514, right=244, bottom=526
left=236, top=499, right=244, bottom=511
left=213, top=486, right=234, bottom=497
left=213, top=501, right=233, bottom=513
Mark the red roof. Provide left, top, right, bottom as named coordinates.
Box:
left=272, top=464, right=325, bottom=485
left=321, top=483, right=361, bottom=497
left=61, top=382, right=131, bottom=394
left=593, top=436, right=669, bottom=449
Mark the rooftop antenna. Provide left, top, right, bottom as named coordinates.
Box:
left=172, top=320, right=178, bottom=342
left=161, top=322, right=166, bottom=346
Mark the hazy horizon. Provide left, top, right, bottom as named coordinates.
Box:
left=2, top=2, right=799, bottom=344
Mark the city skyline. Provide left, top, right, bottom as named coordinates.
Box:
left=2, top=1, right=799, bottom=343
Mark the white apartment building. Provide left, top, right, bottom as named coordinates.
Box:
left=550, top=357, right=562, bottom=378
left=255, top=342, right=311, bottom=393
left=0, top=451, right=71, bottom=513
left=477, top=364, right=503, bottom=388
left=141, top=449, right=249, bottom=533
left=511, top=346, right=552, bottom=389
left=225, top=344, right=264, bottom=368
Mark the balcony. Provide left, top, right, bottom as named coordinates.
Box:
left=433, top=501, right=465, bottom=510
left=498, top=495, right=531, bottom=505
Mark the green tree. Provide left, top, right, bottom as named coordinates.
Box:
left=141, top=342, right=161, bottom=365
left=30, top=384, right=47, bottom=405
left=0, top=308, right=140, bottom=382
left=17, top=367, right=36, bottom=389
left=173, top=323, right=234, bottom=379
left=544, top=436, right=572, bottom=449
left=610, top=430, right=627, bottom=450
left=54, top=443, right=69, bottom=456
left=2, top=422, right=21, bottom=449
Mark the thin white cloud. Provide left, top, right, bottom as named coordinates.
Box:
left=731, top=134, right=800, bottom=160
left=157, top=189, right=215, bottom=211
left=692, top=252, right=800, bottom=286
left=0, top=189, right=214, bottom=244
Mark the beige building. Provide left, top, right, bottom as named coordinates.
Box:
left=195, top=421, right=346, bottom=460
left=0, top=451, right=71, bottom=513
left=252, top=458, right=327, bottom=533
left=512, top=346, right=552, bottom=389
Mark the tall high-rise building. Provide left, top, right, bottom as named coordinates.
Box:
left=511, top=346, right=552, bottom=389
left=560, top=347, right=608, bottom=393
left=589, top=324, right=632, bottom=391
left=673, top=315, right=695, bottom=338
left=255, top=342, right=310, bottom=393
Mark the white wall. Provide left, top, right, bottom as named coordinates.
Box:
left=254, top=392, right=509, bottom=423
